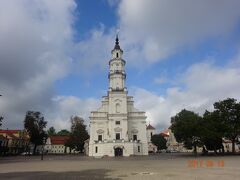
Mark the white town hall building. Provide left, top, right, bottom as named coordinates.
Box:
left=88, top=36, right=148, bottom=157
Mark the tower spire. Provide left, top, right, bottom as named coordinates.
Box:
left=115, top=33, right=119, bottom=45
left=114, top=32, right=121, bottom=50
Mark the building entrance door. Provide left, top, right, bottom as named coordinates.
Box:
left=114, top=147, right=123, bottom=156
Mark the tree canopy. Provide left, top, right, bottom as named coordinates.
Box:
left=24, top=111, right=47, bottom=154
left=47, top=126, right=56, bottom=136
left=57, top=129, right=71, bottom=136
left=170, top=98, right=240, bottom=155
left=171, top=109, right=202, bottom=154
left=151, top=134, right=167, bottom=151
left=65, top=116, right=89, bottom=153
left=200, top=111, right=225, bottom=153
left=213, top=98, right=240, bottom=153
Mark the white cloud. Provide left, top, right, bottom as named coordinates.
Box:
left=47, top=96, right=100, bottom=131
left=0, top=0, right=76, bottom=129
left=1, top=0, right=240, bottom=132
left=118, top=0, right=240, bottom=64
left=75, top=0, right=240, bottom=69
left=132, top=59, right=240, bottom=131
left=73, top=24, right=115, bottom=75
left=154, top=76, right=168, bottom=84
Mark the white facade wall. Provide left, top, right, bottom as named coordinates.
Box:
left=44, top=137, right=71, bottom=154
left=88, top=37, right=148, bottom=157
left=89, top=142, right=146, bottom=157
left=146, top=129, right=155, bottom=142
left=45, top=144, right=70, bottom=154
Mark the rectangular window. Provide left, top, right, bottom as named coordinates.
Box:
left=116, top=133, right=120, bottom=140
left=95, top=146, right=98, bottom=153
left=98, top=135, right=102, bottom=141
left=115, top=121, right=120, bottom=125
left=138, top=146, right=140, bottom=153
left=133, top=135, right=137, bottom=141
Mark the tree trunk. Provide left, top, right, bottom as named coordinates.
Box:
left=33, top=144, right=37, bottom=155
left=202, top=146, right=208, bottom=155
left=193, top=144, right=197, bottom=156
left=232, top=139, right=235, bottom=153
left=213, top=148, right=218, bottom=155
left=221, top=144, right=225, bottom=154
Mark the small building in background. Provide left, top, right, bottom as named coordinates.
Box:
left=222, top=138, right=240, bottom=153
left=0, top=129, right=30, bottom=155
left=44, top=135, right=72, bottom=154
left=146, top=124, right=157, bottom=153
left=161, top=129, right=202, bottom=153
left=0, top=134, right=8, bottom=155
left=160, top=129, right=187, bottom=152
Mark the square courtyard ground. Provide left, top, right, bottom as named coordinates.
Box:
left=0, top=153, right=239, bottom=180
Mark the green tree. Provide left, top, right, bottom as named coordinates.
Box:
left=214, top=98, right=240, bottom=153
left=200, top=111, right=225, bottom=154
left=0, top=116, right=3, bottom=127
left=151, top=134, right=167, bottom=151
left=65, top=136, right=75, bottom=153
left=66, top=116, right=89, bottom=153
left=24, top=111, right=47, bottom=154
left=171, top=109, right=202, bottom=155
left=47, top=126, right=56, bottom=136
left=57, top=129, right=71, bottom=136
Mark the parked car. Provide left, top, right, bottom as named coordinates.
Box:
left=160, top=149, right=166, bottom=153
left=21, top=152, right=32, bottom=156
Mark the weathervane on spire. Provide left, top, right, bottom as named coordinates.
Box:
left=115, top=28, right=120, bottom=45
left=116, top=28, right=120, bottom=37
left=114, top=28, right=121, bottom=50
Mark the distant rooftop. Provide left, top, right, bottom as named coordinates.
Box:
left=160, top=129, right=170, bottom=137
left=0, top=129, right=21, bottom=134
left=146, top=124, right=155, bottom=130
left=49, top=135, right=70, bottom=145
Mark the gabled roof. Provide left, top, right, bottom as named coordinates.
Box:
left=146, top=124, right=155, bottom=130
left=50, top=136, right=69, bottom=145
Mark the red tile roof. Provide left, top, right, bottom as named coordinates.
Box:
left=160, top=129, right=170, bottom=137
left=0, top=130, right=21, bottom=134
left=146, top=124, right=155, bottom=130
left=50, top=136, right=69, bottom=145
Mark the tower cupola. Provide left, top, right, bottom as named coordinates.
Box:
left=111, top=34, right=123, bottom=59
left=109, top=35, right=126, bottom=91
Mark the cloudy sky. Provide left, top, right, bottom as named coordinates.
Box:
left=0, top=0, right=240, bottom=132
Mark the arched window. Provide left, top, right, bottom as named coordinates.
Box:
left=116, top=103, right=120, bottom=113
left=116, top=52, right=118, bottom=58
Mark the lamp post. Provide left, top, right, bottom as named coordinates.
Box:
left=41, top=137, right=46, bottom=160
